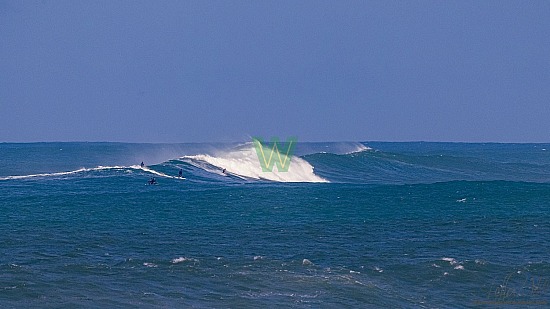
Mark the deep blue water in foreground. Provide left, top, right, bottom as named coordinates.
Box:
left=1, top=142, right=549, bottom=308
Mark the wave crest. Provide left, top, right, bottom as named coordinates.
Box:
left=181, top=144, right=328, bottom=183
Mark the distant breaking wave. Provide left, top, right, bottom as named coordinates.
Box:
left=0, top=165, right=181, bottom=181
left=343, top=143, right=371, bottom=154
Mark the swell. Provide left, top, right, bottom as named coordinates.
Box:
left=303, top=149, right=550, bottom=184
left=2, top=143, right=549, bottom=185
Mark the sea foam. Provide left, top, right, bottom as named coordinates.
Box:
left=181, top=143, right=328, bottom=183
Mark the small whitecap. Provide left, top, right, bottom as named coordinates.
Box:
left=374, top=266, right=383, bottom=272
left=441, top=257, right=457, bottom=265
left=454, top=265, right=464, bottom=270
left=253, top=256, right=263, bottom=261
left=432, top=264, right=441, bottom=268
left=143, top=262, right=157, bottom=268
left=444, top=272, right=449, bottom=276
left=302, top=259, right=313, bottom=266
left=456, top=198, right=466, bottom=203
left=350, top=270, right=360, bottom=274
left=172, top=257, right=198, bottom=264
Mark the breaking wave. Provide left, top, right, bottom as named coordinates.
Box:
left=2, top=142, right=550, bottom=184
left=0, top=165, right=181, bottom=181
left=180, top=143, right=328, bottom=183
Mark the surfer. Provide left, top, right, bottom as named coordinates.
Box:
left=140, top=162, right=144, bottom=168
left=148, top=177, right=157, bottom=185
left=178, top=169, right=183, bottom=177
left=222, top=168, right=226, bottom=174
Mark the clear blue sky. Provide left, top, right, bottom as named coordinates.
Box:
left=1, top=0, right=549, bottom=143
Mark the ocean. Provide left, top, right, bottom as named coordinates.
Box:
left=1, top=142, right=549, bottom=308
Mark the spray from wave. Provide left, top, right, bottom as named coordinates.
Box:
left=343, top=143, right=371, bottom=155
left=181, top=143, right=328, bottom=183
left=306, top=142, right=371, bottom=155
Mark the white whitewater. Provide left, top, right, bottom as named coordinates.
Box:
left=181, top=144, right=328, bottom=183
left=130, top=165, right=184, bottom=179
left=0, top=165, right=183, bottom=181
left=344, top=143, right=371, bottom=154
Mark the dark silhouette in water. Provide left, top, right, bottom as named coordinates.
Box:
left=148, top=177, right=157, bottom=185
left=178, top=169, right=183, bottom=177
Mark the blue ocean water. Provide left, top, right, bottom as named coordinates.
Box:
left=1, top=142, right=549, bottom=307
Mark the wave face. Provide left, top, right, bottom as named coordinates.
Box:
left=305, top=142, right=550, bottom=184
